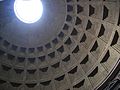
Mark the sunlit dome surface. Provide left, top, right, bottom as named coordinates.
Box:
left=14, top=0, right=43, bottom=24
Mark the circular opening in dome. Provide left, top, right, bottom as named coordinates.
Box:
left=14, top=0, right=43, bottom=24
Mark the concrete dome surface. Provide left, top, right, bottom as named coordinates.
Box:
left=0, top=0, right=119, bottom=90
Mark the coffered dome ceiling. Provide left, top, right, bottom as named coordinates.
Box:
left=0, top=0, right=120, bottom=90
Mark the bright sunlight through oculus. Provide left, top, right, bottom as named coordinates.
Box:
left=14, top=0, right=43, bottom=24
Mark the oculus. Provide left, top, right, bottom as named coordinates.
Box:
left=14, top=0, right=43, bottom=24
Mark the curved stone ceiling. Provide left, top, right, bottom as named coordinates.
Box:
left=0, top=0, right=66, bottom=47
left=0, top=0, right=120, bottom=90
